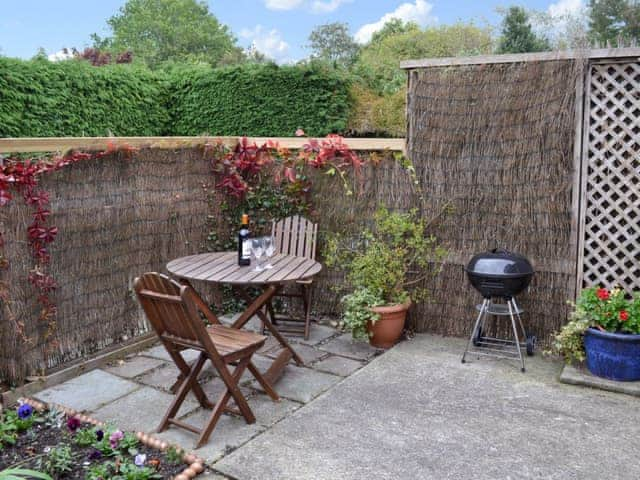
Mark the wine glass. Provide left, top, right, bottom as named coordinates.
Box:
left=251, top=238, right=264, bottom=272
left=263, top=236, right=275, bottom=269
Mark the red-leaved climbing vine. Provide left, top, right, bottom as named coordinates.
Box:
left=204, top=132, right=363, bottom=199
left=0, top=143, right=137, bottom=345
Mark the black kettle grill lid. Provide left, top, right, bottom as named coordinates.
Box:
left=465, top=248, right=534, bottom=277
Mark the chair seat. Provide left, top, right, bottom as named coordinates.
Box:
left=207, top=325, right=266, bottom=359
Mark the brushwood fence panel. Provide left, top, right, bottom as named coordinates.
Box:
left=404, top=49, right=640, bottom=341
left=405, top=59, right=583, bottom=341
left=579, top=61, right=640, bottom=293
left=0, top=149, right=211, bottom=385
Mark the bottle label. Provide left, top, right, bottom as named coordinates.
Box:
left=242, top=239, right=251, bottom=259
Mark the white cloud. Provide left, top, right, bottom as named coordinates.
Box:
left=264, top=0, right=304, bottom=10
left=48, top=48, right=74, bottom=62
left=240, top=25, right=290, bottom=63
left=354, top=0, right=436, bottom=44
left=548, top=0, right=584, bottom=18
left=311, top=0, right=351, bottom=13
left=264, top=0, right=350, bottom=13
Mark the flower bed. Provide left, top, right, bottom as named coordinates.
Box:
left=0, top=399, right=204, bottom=479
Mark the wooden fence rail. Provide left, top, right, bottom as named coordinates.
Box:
left=0, top=136, right=406, bottom=154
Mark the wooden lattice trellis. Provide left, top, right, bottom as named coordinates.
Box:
left=580, top=61, right=640, bottom=293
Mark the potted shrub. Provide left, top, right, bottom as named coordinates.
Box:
left=325, top=207, right=445, bottom=348
left=551, top=286, right=640, bottom=381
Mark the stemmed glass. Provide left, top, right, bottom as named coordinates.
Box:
left=251, top=238, right=264, bottom=272
left=263, top=236, right=275, bottom=269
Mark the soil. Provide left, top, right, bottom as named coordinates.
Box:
left=0, top=417, right=186, bottom=479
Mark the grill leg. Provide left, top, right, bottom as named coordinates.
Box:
left=462, top=298, right=488, bottom=364
left=507, top=299, right=526, bottom=372
left=511, top=297, right=527, bottom=340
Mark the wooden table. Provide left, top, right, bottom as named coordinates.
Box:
left=167, top=251, right=322, bottom=384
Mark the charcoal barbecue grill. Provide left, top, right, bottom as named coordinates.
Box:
left=461, top=249, right=536, bottom=372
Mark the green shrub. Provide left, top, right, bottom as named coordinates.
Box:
left=167, top=63, right=351, bottom=137
left=0, top=59, right=351, bottom=138
left=0, top=57, right=169, bottom=138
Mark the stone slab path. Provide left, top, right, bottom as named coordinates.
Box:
left=34, top=320, right=378, bottom=475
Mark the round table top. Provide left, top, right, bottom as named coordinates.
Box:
left=166, top=251, right=322, bottom=285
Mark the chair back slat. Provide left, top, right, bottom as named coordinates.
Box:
left=272, top=215, right=318, bottom=260
left=134, top=273, right=220, bottom=358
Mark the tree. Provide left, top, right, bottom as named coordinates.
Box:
left=497, top=6, right=551, bottom=53
left=349, top=21, right=494, bottom=136
left=354, top=21, right=494, bottom=95
left=93, top=0, right=244, bottom=68
left=308, top=22, right=360, bottom=67
left=369, top=18, right=420, bottom=44
left=588, top=0, right=640, bottom=44
left=531, top=8, right=590, bottom=49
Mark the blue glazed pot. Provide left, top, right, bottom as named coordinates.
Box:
left=584, top=328, right=640, bottom=381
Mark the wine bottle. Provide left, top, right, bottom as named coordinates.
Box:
left=238, top=214, right=251, bottom=266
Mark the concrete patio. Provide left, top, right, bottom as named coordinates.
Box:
left=34, top=329, right=640, bottom=480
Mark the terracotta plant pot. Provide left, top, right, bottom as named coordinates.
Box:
left=367, top=300, right=411, bottom=348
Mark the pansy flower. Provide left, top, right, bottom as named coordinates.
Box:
left=66, top=416, right=81, bottom=431
left=109, top=430, right=124, bottom=449
left=17, top=403, right=33, bottom=419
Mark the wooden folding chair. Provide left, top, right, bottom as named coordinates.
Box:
left=267, top=215, right=318, bottom=339
left=134, top=272, right=279, bottom=448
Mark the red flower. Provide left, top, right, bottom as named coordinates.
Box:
left=596, top=288, right=609, bottom=301
left=620, top=310, right=629, bottom=321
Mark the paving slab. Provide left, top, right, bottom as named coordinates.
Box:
left=318, top=334, right=379, bottom=361
left=258, top=336, right=281, bottom=355
left=36, top=369, right=139, bottom=412
left=313, top=356, right=364, bottom=377
left=199, top=377, right=252, bottom=402
left=91, top=386, right=199, bottom=432
left=156, top=408, right=265, bottom=463
left=265, top=344, right=327, bottom=365
left=248, top=395, right=300, bottom=427
left=140, top=345, right=201, bottom=363
left=239, top=354, right=273, bottom=385
left=251, top=365, right=341, bottom=403
left=199, top=473, right=230, bottom=480
left=219, top=313, right=262, bottom=332
left=216, top=334, right=640, bottom=480
left=560, top=363, right=640, bottom=396
left=106, top=356, right=166, bottom=379
left=297, top=324, right=338, bottom=346
left=137, top=363, right=183, bottom=391
left=137, top=362, right=216, bottom=391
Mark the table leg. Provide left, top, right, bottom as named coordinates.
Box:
left=232, top=285, right=305, bottom=372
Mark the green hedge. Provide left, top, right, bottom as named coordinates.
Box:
left=167, top=64, right=351, bottom=137
left=0, top=58, right=352, bottom=138
left=0, top=57, right=169, bottom=137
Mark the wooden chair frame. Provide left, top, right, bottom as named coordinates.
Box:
left=134, top=273, right=278, bottom=448
left=268, top=215, right=318, bottom=339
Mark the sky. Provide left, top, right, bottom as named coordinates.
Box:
left=0, top=0, right=585, bottom=63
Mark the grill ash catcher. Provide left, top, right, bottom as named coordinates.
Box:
left=461, top=248, right=536, bottom=372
